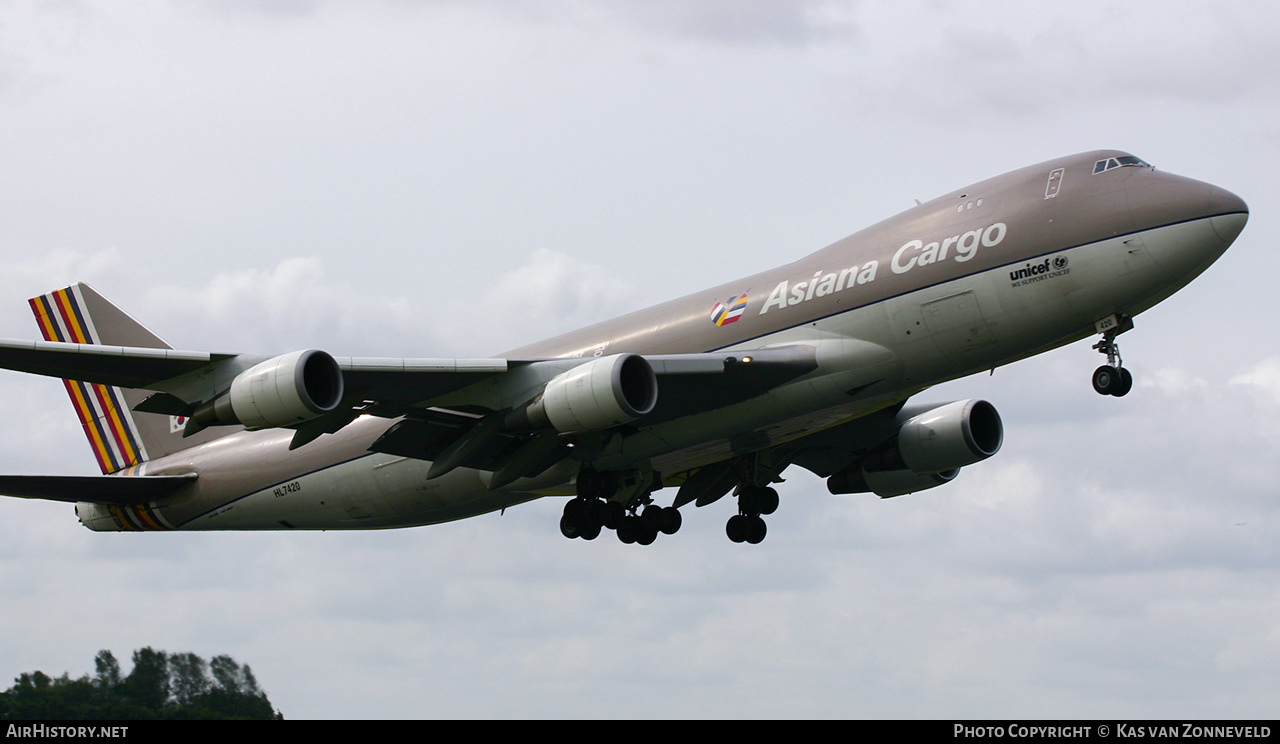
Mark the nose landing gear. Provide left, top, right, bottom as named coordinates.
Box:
left=1091, top=315, right=1134, bottom=397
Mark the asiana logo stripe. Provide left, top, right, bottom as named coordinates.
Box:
left=29, top=287, right=148, bottom=473
left=710, top=291, right=749, bottom=327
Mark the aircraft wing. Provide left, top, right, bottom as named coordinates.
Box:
left=0, top=337, right=819, bottom=450
left=0, top=338, right=513, bottom=402
left=0, top=338, right=524, bottom=424
left=365, top=346, right=819, bottom=479
left=336, top=356, right=516, bottom=406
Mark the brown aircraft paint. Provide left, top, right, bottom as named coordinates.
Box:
left=507, top=150, right=1241, bottom=360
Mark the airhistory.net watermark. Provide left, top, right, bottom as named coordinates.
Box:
left=6, top=725, right=127, bottom=738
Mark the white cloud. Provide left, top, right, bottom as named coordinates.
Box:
left=476, top=247, right=637, bottom=353
left=1230, top=357, right=1280, bottom=405
left=141, top=257, right=423, bottom=354
left=128, top=247, right=633, bottom=357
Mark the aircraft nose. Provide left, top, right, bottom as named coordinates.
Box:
left=1127, top=171, right=1247, bottom=228
left=1126, top=173, right=1247, bottom=281
left=1206, top=184, right=1248, bottom=243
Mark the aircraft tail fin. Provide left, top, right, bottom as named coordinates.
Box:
left=28, top=283, right=227, bottom=471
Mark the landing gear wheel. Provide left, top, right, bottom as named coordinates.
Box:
left=757, top=487, right=779, bottom=516
left=1111, top=367, right=1133, bottom=397
left=659, top=506, right=682, bottom=535
left=640, top=505, right=665, bottom=532
left=738, top=485, right=779, bottom=516
left=635, top=525, right=658, bottom=546
left=601, top=501, right=625, bottom=530
left=1092, top=365, right=1119, bottom=395
left=745, top=516, right=767, bottom=545
left=560, top=514, right=581, bottom=539
left=726, top=514, right=749, bottom=543
left=617, top=517, right=638, bottom=544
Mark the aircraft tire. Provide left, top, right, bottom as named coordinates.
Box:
left=758, top=487, right=779, bottom=516
left=617, top=519, right=638, bottom=544
left=563, top=498, right=587, bottom=525
left=640, top=505, right=665, bottom=532
left=602, top=501, right=625, bottom=530
left=560, top=515, right=581, bottom=539
left=1111, top=368, right=1134, bottom=397
left=726, top=514, right=748, bottom=543
left=1092, top=365, right=1119, bottom=395
left=738, top=486, right=760, bottom=516
left=585, top=498, right=607, bottom=525
left=660, top=506, right=682, bottom=535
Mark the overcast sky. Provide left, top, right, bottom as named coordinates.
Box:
left=1, top=0, right=1278, bottom=719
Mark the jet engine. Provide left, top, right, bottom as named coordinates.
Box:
left=523, top=353, right=658, bottom=433
left=828, top=466, right=958, bottom=498
left=892, top=399, right=1003, bottom=473
left=827, top=399, right=1002, bottom=497
left=186, top=349, right=345, bottom=432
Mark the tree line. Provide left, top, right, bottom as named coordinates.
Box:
left=0, top=648, right=281, bottom=720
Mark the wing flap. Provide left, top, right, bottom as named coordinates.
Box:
left=338, top=357, right=511, bottom=403
left=638, top=345, right=818, bottom=425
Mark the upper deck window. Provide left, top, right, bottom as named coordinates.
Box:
left=1093, top=155, right=1150, bottom=174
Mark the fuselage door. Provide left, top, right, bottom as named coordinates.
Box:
left=922, top=290, right=997, bottom=357
left=1045, top=168, right=1065, bottom=199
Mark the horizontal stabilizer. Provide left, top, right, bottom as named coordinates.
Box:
left=0, top=473, right=197, bottom=505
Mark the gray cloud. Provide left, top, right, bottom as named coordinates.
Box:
left=841, top=1, right=1280, bottom=123
left=596, top=0, right=861, bottom=46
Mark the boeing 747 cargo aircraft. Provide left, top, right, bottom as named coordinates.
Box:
left=0, top=150, right=1248, bottom=544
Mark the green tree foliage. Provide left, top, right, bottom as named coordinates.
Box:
left=93, top=650, right=121, bottom=690
left=0, top=648, right=281, bottom=720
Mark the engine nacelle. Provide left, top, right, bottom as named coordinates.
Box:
left=897, top=399, right=1002, bottom=472
left=524, top=353, right=657, bottom=433
left=828, top=465, right=958, bottom=498
left=230, top=349, right=345, bottom=429
left=188, top=349, right=345, bottom=432
left=825, top=399, right=1002, bottom=498
left=865, top=399, right=1002, bottom=474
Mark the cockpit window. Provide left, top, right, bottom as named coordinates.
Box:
left=1093, top=156, right=1150, bottom=174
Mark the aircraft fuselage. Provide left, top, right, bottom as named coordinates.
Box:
left=74, top=150, right=1248, bottom=532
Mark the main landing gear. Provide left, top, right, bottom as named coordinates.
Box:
left=722, top=451, right=784, bottom=544
left=559, top=468, right=682, bottom=545
left=561, top=454, right=786, bottom=545
left=1091, top=315, right=1134, bottom=397
left=725, top=485, right=778, bottom=544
